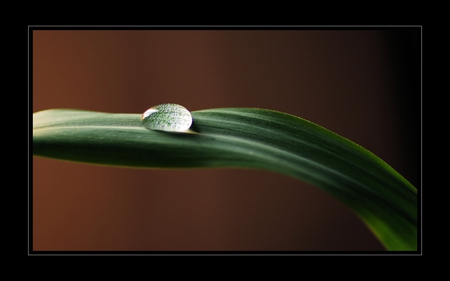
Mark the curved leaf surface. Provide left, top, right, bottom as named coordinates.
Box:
left=32, top=108, right=417, bottom=250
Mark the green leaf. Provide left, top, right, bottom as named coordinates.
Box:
left=33, top=108, right=417, bottom=251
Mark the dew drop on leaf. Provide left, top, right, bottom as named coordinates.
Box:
left=141, top=103, right=193, bottom=132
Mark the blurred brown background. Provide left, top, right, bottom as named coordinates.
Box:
left=32, top=28, right=420, bottom=251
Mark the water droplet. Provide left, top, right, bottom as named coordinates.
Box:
left=141, top=103, right=193, bottom=132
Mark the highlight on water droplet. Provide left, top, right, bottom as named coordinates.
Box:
left=141, top=103, right=193, bottom=132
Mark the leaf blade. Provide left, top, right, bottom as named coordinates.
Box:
left=33, top=108, right=417, bottom=250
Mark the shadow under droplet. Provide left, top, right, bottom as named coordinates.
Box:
left=189, top=119, right=201, bottom=133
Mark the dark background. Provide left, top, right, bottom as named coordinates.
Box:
left=32, top=28, right=420, bottom=251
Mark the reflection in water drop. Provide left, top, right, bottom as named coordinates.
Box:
left=141, top=103, right=193, bottom=132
